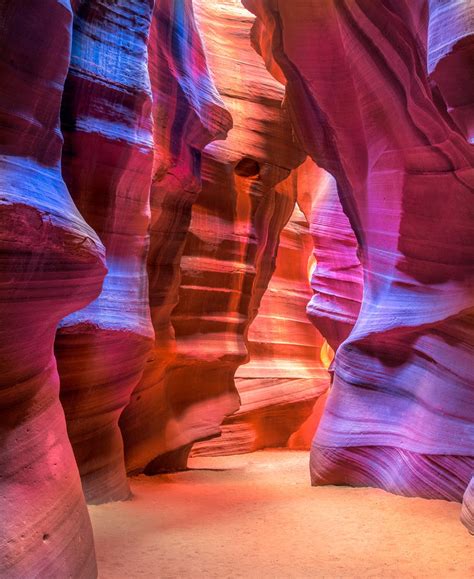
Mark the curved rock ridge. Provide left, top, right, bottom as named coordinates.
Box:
left=192, top=200, right=330, bottom=456
left=280, top=156, right=362, bottom=363
left=244, top=0, right=474, bottom=508
left=302, top=162, right=363, bottom=355
left=55, top=0, right=156, bottom=505
left=0, top=1, right=106, bottom=576
left=119, top=0, right=233, bottom=474
left=293, top=157, right=363, bottom=449
left=122, top=0, right=307, bottom=474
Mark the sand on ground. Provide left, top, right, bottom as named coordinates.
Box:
left=88, top=450, right=473, bottom=578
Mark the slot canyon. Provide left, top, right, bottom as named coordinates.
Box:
left=0, top=0, right=472, bottom=577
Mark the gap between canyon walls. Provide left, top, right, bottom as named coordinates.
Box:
left=121, top=0, right=333, bottom=474
left=242, top=0, right=474, bottom=533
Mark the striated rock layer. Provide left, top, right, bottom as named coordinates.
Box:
left=293, top=158, right=363, bottom=448
left=119, top=0, right=233, bottom=474
left=302, top=163, right=363, bottom=356
left=55, top=0, right=156, bottom=505
left=0, top=1, right=106, bottom=576
left=428, top=0, right=474, bottom=143
left=123, top=0, right=308, bottom=473
left=244, top=0, right=474, bottom=515
left=192, top=201, right=329, bottom=456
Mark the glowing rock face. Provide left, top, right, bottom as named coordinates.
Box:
left=305, top=168, right=363, bottom=355
left=119, top=0, right=233, bottom=474
left=122, top=0, right=313, bottom=471
left=0, top=1, right=106, bottom=576
left=1, top=6, right=473, bottom=575
left=192, top=201, right=330, bottom=456
left=244, top=0, right=474, bottom=519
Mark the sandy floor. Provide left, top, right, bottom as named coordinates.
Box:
left=89, top=451, right=473, bottom=578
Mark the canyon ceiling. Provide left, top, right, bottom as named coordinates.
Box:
left=0, top=0, right=473, bottom=577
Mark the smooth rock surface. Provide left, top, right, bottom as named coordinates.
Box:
left=119, top=0, right=233, bottom=475
left=193, top=202, right=330, bottom=456
left=0, top=0, right=106, bottom=575
left=122, top=0, right=307, bottom=473
left=56, top=0, right=156, bottom=505
left=244, top=0, right=474, bottom=511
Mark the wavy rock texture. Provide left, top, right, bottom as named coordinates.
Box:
left=55, top=0, right=156, bottom=505
left=119, top=0, right=233, bottom=474
left=0, top=1, right=106, bottom=576
left=122, top=0, right=307, bottom=474
left=302, top=162, right=363, bottom=355
left=291, top=157, right=363, bottom=448
left=427, top=0, right=474, bottom=530
left=244, top=0, right=474, bottom=510
left=192, top=201, right=329, bottom=456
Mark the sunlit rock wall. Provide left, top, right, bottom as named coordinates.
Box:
left=122, top=0, right=307, bottom=473
left=302, top=162, right=363, bottom=356
left=119, top=0, right=233, bottom=474
left=290, top=157, right=363, bottom=449
left=0, top=1, right=106, bottom=576
left=2, top=5, right=472, bottom=573
left=55, top=0, right=156, bottom=505
left=192, top=200, right=329, bottom=456
left=244, top=0, right=474, bottom=516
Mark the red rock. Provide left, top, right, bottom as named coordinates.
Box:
left=0, top=1, right=106, bottom=575
left=122, top=0, right=308, bottom=473
left=55, top=0, right=156, bottom=505
left=2, top=2, right=473, bottom=565
left=428, top=0, right=474, bottom=142
left=193, top=201, right=330, bottom=456
left=119, top=0, right=233, bottom=474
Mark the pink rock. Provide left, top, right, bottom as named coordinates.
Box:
left=0, top=0, right=106, bottom=575
left=428, top=0, right=474, bottom=142
left=123, top=0, right=308, bottom=473
left=305, top=166, right=363, bottom=354
left=244, top=0, right=474, bottom=504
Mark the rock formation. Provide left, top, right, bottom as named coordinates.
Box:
left=119, top=0, right=233, bottom=474
left=428, top=0, right=473, bottom=143
left=55, top=0, right=156, bottom=505
left=244, top=0, right=474, bottom=518
left=192, top=199, right=329, bottom=456
left=305, top=169, right=363, bottom=356
left=0, top=1, right=106, bottom=576
left=461, top=475, right=474, bottom=534
left=1, top=2, right=473, bottom=575
left=428, top=1, right=473, bottom=532
left=121, top=0, right=311, bottom=474
left=122, top=0, right=312, bottom=473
